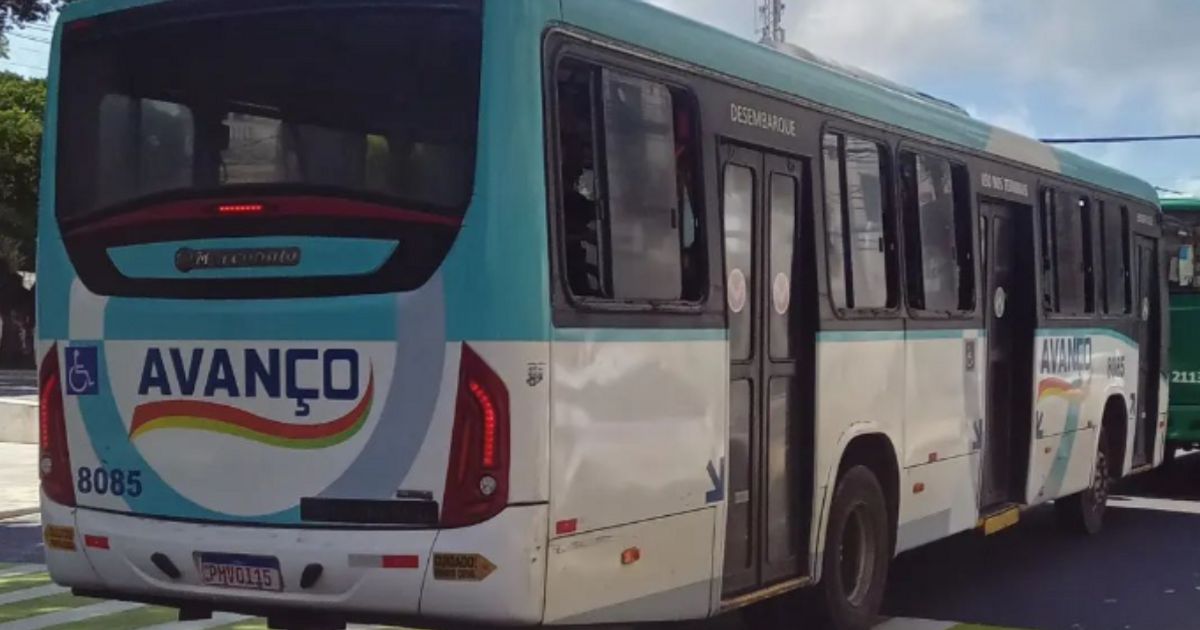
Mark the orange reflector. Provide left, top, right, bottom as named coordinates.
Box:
left=381, top=555, right=420, bottom=569
left=913, top=482, right=925, bottom=494
left=44, top=525, right=76, bottom=551
left=217, top=203, right=265, bottom=215
left=556, top=519, right=578, bottom=535
left=83, top=535, right=109, bottom=550
left=621, top=547, right=641, bottom=565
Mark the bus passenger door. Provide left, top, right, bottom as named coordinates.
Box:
left=980, top=200, right=1034, bottom=508
left=720, top=144, right=815, bottom=596
left=1132, top=235, right=1162, bottom=467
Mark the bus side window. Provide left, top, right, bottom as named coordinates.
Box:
left=1039, top=187, right=1058, bottom=312
left=898, top=150, right=974, bottom=314
left=822, top=131, right=896, bottom=311
left=1052, top=191, right=1090, bottom=315
left=1103, top=205, right=1133, bottom=314
left=554, top=58, right=706, bottom=304
left=1079, top=195, right=1096, bottom=314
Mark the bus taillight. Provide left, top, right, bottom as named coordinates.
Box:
left=441, top=344, right=509, bottom=528
left=39, top=345, right=76, bottom=508
left=217, top=203, right=265, bottom=215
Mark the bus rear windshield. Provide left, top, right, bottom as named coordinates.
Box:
left=56, top=0, right=482, bottom=221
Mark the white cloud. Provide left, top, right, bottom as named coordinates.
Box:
left=1169, top=178, right=1200, bottom=198
left=786, top=0, right=1200, bottom=132
left=965, top=103, right=1039, bottom=139
left=645, top=0, right=1200, bottom=187
left=788, top=0, right=990, bottom=80
left=644, top=0, right=756, bottom=40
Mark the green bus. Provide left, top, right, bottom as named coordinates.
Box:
left=1164, top=196, right=1200, bottom=459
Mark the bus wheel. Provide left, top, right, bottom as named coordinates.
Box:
left=1055, top=428, right=1110, bottom=535
left=816, top=465, right=890, bottom=630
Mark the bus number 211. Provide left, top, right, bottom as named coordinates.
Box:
left=1171, top=371, right=1200, bottom=384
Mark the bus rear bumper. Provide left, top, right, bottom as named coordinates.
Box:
left=44, top=498, right=548, bottom=626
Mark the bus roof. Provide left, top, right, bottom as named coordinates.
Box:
left=563, top=0, right=1159, bottom=205
left=56, top=0, right=1160, bottom=206
left=1160, top=196, right=1200, bottom=213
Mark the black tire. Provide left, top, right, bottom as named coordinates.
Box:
left=809, top=465, right=890, bottom=630
left=1055, top=428, right=1110, bottom=535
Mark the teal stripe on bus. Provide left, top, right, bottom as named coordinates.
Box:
left=817, top=329, right=981, bottom=342
left=817, top=330, right=905, bottom=342
left=553, top=328, right=725, bottom=343
left=906, top=329, right=982, bottom=340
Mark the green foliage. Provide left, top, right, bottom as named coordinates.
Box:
left=0, top=71, right=44, bottom=270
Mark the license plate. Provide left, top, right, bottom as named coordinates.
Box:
left=197, top=553, right=283, bottom=592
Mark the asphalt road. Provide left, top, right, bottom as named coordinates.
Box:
left=881, top=452, right=1200, bottom=630
left=2, top=453, right=1199, bottom=629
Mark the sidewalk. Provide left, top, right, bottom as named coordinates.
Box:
left=0, top=443, right=37, bottom=519
left=0, top=370, right=37, bottom=444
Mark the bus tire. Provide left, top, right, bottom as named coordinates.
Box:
left=1055, top=428, right=1110, bottom=535
left=815, top=465, right=890, bottom=630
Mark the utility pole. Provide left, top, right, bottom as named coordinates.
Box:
left=756, top=0, right=786, bottom=44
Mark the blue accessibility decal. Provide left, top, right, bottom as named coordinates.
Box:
left=65, top=346, right=99, bottom=396
left=706, top=457, right=725, bottom=504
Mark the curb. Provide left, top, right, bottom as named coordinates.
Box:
left=0, top=508, right=38, bottom=522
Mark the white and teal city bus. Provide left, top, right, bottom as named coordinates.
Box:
left=36, top=1, right=1168, bottom=629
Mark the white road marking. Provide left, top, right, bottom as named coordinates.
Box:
left=1109, top=495, right=1200, bottom=515
left=875, top=618, right=959, bottom=630
left=140, top=612, right=252, bottom=629
left=0, top=566, right=44, bottom=579
left=0, top=585, right=67, bottom=607
left=0, top=600, right=143, bottom=630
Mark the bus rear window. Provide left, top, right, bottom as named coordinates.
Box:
left=57, top=0, right=482, bottom=221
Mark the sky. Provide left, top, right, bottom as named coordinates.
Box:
left=3, top=0, right=1199, bottom=195
left=645, top=0, right=1200, bottom=197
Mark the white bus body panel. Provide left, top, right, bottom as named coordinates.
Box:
left=811, top=333, right=904, bottom=576
left=546, top=337, right=725, bottom=621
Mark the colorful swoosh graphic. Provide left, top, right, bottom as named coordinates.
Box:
left=1037, top=376, right=1085, bottom=402
left=129, top=370, right=374, bottom=449
left=1036, top=376, right=1087, bottom=500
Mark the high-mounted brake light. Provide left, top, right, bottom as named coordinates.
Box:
left=217, top=203, right=265, bottom=215
left=39, top=345, right=76, bottom=507
left=441, top=345, right=510, bottom=528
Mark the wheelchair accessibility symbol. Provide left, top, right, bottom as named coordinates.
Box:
left=65, top=346, right=98, bottom=396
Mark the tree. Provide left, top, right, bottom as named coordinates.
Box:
left=0, top=71, right=43, bottom=271
left=1, top=0, right=59, bottom=54
left=1, top=0, right=56, bottom=34
left=1, top=1, right=83, bottom=58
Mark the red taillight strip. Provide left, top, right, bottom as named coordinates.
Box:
left=468, top=380, right=497, bottom=469
left=440, top=344, right=510, bottom=528
left=39, top=345, right=76, bottom=508
left=66, top=196, right=462, bottom=237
